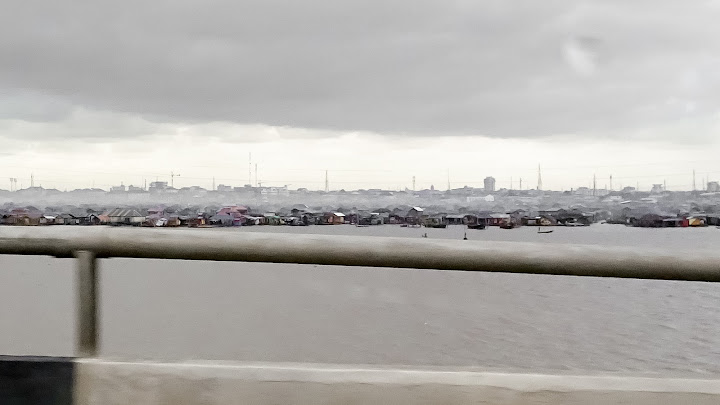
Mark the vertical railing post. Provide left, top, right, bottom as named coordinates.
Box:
left=74, top=251, right=98, bottom=357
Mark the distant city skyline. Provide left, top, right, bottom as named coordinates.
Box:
left=1, top=133, right=719, bottom=192
left=2, top=153, right=719, bottom=194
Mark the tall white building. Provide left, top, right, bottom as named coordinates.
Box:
left=484, top=176, right=496, bottom=192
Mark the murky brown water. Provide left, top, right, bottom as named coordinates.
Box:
left=2, top=225, right=720, bottom=376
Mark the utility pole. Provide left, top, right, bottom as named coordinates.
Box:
left=519, top=178, right=523, bottom=190
left=31, top=173, right=34, bottom=188
left=537, top=164, right=542, bottom=191
left=412, top=176, right=416, bottom=191
left=248, top=152, right=252, bottom=186
left=212, top=177, right=216, bottom=191
left=663, top=179, right=667, bottom=191
left=170, top=171, right=180, bottom=188
left=324, top=170, right=329, bottom=192
left=254, top=164, right=258, bottom=188
left=610, top=175, right=613, bottom=191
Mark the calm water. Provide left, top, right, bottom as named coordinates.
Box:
left=2, top=224, right=720, bottom=376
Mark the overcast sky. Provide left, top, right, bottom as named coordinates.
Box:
left=2, top=1, right=720, bottom=191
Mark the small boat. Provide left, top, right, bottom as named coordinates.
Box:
left=537, top=227, right=553, bottom=234
left=565, top=221, right=587, bottom=227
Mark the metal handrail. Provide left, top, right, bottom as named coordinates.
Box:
left=2, top=226, right=720, bottom=357
left=1, top=227, right=719, bottom=281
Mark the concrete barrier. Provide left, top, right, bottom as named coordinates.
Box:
left=4, top=356, right=720, bottom=404
left=74, top=360, right=720, bottom=405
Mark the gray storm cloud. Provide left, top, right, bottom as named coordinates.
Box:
left=1, top=0, right=720, bottom=139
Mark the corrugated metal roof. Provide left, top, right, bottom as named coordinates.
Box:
left=490, top=213, right=510, bottom=219
left=107, top=208, right=144, bottom=217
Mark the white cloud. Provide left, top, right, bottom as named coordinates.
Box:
left=563, top=37, right=600, bottom=77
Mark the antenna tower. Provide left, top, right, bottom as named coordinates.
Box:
left=248, top=153, right=252, bottom=186
left=593, top=174, right=596, bottom=196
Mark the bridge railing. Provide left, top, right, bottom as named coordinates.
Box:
left=2, top=226, right=720, bottom=404
left=1, top=226, right=720, bottom=357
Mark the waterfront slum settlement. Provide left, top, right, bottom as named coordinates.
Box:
left=2, top=203, right=718, bottom=228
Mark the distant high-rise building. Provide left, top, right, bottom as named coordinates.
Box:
left=483, top=176, right=496, bottom=192
left=537, top=164, right=542, bottom=190
left=708, top=181, right=720, bottom=193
